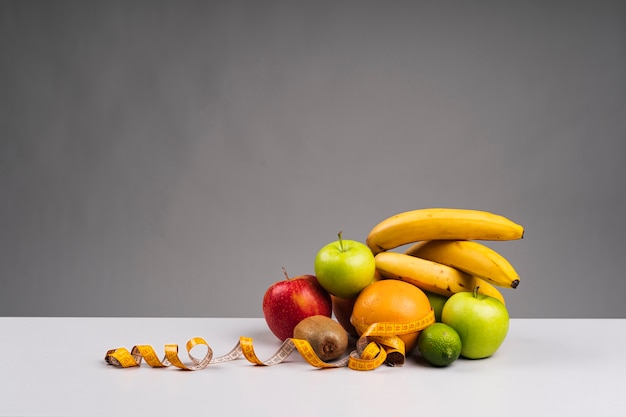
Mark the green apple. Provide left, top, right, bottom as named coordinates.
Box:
left=441, top=288, right=509, bottom=359
left=424, top=291, right=449, bottom=322
left=314, top=232, right=375, bottom=299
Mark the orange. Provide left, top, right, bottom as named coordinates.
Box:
left=350, top=279, right=433, bottom=354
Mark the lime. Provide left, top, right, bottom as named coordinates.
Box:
left=417, top=323, right=461, bottom=367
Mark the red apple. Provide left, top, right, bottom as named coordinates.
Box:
left=262, top=268, right=332, bottom=341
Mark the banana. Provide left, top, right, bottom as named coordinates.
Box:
left=374, top=251, right=506, bottom=305
left=366, top=208, right=524, bottom=255
left=406, top=240, right=520, bottom=289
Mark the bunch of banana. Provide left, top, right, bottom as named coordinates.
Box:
left=367, top=208, right=524, bottom=302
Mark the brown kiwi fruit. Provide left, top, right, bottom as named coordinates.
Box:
left=293, top=315, right=349, bottom=361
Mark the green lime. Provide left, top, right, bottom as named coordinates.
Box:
left=424, top=291, right=449, bottom=322
left=417, top=323, right=462, bottom=367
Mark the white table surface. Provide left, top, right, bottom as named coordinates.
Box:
left=0, top=317, right=624, bottom=416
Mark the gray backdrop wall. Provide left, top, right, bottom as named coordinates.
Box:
left=1, top=0, right=625, bottom=318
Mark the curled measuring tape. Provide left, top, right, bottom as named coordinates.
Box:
left=105, top=336, right=385, bottom=371
left=351, top=308, right=436, bottom=366
left=105, top=310, right=434, bottom=372
left=105, top=336, right=241, bottom=371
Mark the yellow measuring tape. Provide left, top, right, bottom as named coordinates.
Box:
left=105, top=310, right=434, bottom=372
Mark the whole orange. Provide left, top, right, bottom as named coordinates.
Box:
left=350, top=279, right=433, bottom=354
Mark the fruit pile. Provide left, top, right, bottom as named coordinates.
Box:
left=105, top=207, right=523, bottom=372
left=263, top=207, right=523, bottom=369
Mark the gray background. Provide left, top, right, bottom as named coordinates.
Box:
left=1, top=0, right=625, bottom=318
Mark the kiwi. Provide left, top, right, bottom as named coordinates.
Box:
left=293, top=315, right=349, bottom=361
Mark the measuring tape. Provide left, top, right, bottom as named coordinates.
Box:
left=105, top=310, right=434, bottom=372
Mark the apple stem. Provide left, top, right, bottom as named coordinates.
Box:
left=282, top=267, right=290, bottom=280
left=338, top=231, right=344, bottom=252
left=473, top=286, right=479, bottom=298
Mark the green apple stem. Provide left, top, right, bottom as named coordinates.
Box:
left=473, top=286, right=479, bottom=298
left=338, top=231, right=344, bottom=252
left=282, top=267, right=290, bottom=280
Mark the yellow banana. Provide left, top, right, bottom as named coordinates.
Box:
left=366, top=208, right=524, bottom=255
left=406, top=240, right=520, bottom=289
left=374, top=251, right=506, bottom=305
